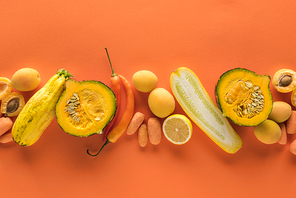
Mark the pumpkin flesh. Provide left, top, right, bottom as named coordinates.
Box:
left=56, top=79, right=116, bottom=137
left=215, top=68, right=273, bottom=126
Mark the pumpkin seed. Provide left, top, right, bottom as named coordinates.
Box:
left=73, top=93, right=79, bottom=98
left=253, top=86, right=260, bottom=91
left=245, top=81, right=253, bottom=88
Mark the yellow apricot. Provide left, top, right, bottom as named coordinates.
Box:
left=254, top=120, right=281, bottom=144
left=148, top=88, right=175, bottom=118
left=132, top=70, right=158, bottom=93
left=11, top=68, right=41, bottom=91
left=268, top=101, right=292, bottom=123
left=0, top=77, right=12, bottom=100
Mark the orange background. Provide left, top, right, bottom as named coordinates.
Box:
left=1, top=1, right=296, bottom=197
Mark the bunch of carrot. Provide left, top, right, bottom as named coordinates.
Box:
left=126, top=112, right=162, bottom=147
left=0, top=114, right=13, bottom=143
left=279, top=110, right=296, bottom=154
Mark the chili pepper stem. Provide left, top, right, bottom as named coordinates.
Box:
left=105, top=47, right=117, bottom=77
left=87, top=139, right=111, bottom=157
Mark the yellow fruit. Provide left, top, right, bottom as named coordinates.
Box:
left=254, top=120, right=281, bottom=144
left=11, top=68, right=41, bottom=91
left=268, top=101, right=292, bottom=123
left=132, top=70, right=158, bottom=92
left=148, top=88, right=175, bottom=118
left=0, top=77, right=12, bottom=100
left=162, top=114, right=192, bottom=145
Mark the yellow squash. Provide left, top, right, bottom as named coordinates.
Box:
left=170, top=67, right=242, bottom=154
left=12, top=69, right=72, bottom=146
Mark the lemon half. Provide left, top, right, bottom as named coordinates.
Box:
left=162, top=114, right=192, bottom=145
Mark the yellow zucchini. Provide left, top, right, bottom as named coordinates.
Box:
left=170, top=67, right=242, bottom=154
left=12, top=69, right=72, bottom=146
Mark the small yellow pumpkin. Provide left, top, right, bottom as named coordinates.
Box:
left=56, top=79, right=116, bottom=137
left=215, top=68, right=273, bottom=126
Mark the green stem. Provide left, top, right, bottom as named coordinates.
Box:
left=105, top=47, right=117, bottom=77
left=57, top=68, right=73, bottom=78
left=87, top=139, right=111, bottom=157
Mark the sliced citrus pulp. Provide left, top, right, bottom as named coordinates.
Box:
left=162, top=114, right=192, bottom=145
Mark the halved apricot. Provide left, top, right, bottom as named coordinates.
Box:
left=0, top=77, right=12, bottom=100
left=1, top=92, right=25, bottom=117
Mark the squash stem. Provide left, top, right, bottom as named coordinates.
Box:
left=105, top=47, right=117, bottom=77
left=87, top=139, right=111, bottom=157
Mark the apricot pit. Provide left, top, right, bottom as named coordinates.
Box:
left=1, top=92, right=25, bottom=117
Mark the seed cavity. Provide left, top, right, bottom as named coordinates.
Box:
left=65, top=92, right=81, bottom=122
left=225, top=80, right=265, bottom=119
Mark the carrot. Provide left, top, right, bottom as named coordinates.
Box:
left=147, top=117, right=162, bottom=145
left=278, top=123, right=287, bottom=145
left=138, top=123, right=148, bottom=147
left=291, top=89, right=296, bottom=107
left=286, top=110, right=296, bottom=134
left=290, top=139, right=296, bottom=155
left=126, top=112, right=145, bottom=135
left=0, top=132, right=13, bottom=143
left=0, top=116, right=13, bottom=136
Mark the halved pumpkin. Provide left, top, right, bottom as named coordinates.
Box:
left=56, top=79, right=116, bottom=137
left=215, top=68, right=273, bottom=126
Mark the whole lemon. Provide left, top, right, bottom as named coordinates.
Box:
left=148, top=88, right=175, bottom=118
left=132, top=70, right=158, bottom=93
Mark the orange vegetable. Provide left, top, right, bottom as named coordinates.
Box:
left=290, top=139, right=296, bottom=155
left=0, top=116, right=13, bottom=136
left=87, top=74, right=135, bottom=156
left=103, top=47, right=121, bottom=142
left=147, top=117, right=162, bottom=145
left=126, top=112, right=145, bottom=135
left=286, top=111, right=296, bottom=134
left=0, top=132, right=13, bottom=143
left=138, top=123, right=148, bottom=147
left=277, top=123, right=287, bottom=145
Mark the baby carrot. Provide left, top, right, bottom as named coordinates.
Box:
left=0, top=116, right=13, bottom=136
left=147, top=117, right=162, bottom=145
left=278, top=123, right=287, bottom=145
left=290, top=139, right=296, bottom=155
left=138, top=123, right=148, bottom=147
left=0, top=132, right=13, bottom=143
left=286, top=110, right=296, bottom=135
left=126, top=112, right=145, bottom=135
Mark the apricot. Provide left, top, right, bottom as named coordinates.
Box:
left=0, top=77, right=12, bottom=100
left=132, top=70, right=158, bottom=93
left=1, top=92, right=25, bottom=117
left=11, top=68, right=41, bottom=92
left=254, top=120, right=281, bottom=144
left=268, top=101, right=292, bottom=123
left=148, top=88, right=175, bottom=118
